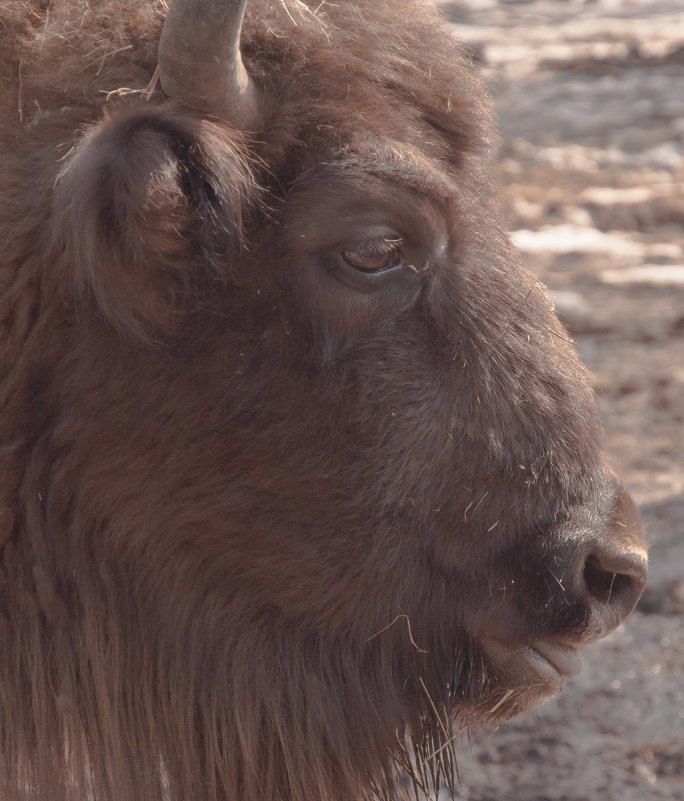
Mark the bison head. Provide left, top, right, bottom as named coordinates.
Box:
left=0, top=1, right=646, bottom=800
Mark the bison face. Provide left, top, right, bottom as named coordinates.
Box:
left=2, top=1, right=646, bottom=800
left=271, top=152, right=647, bottom=711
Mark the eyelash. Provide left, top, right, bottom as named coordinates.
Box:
left=360, top=236, right=403, bottom=257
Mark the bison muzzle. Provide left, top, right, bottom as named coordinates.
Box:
left=0, top=1, right=646, bottom=800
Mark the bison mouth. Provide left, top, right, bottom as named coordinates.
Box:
left=481, top=637, right=584, bottom=696
left=527, top=640, right=583, bottom=681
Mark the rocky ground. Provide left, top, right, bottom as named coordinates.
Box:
left=433, top=1, right=684, bottom=799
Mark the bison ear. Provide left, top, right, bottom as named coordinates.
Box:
left=52, top=106, right=255, bottom=341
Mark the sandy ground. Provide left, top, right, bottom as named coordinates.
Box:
left=432, top=1, right=684, bottom=799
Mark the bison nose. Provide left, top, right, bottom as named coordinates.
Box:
left=579, top=484, right=647, bottom=637
left=582, top=543, right=647, bottom=636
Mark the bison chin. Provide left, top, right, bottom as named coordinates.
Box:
left=374, top=641, right=576, bottom=798
left=397, top=640, right=596, bottom=794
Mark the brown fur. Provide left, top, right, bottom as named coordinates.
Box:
left=0, top=2, right=645, bottom=801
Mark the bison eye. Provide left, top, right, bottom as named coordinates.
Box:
left=342, top=237, right=403, bottom=273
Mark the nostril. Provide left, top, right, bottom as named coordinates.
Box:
left=583, top=555, right=638, bottom=604
left=582, top=546, right=647, bottom=629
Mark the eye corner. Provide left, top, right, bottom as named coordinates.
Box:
left=405, top=258, right=432, bottom=275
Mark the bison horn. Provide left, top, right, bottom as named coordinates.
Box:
left=158, top=0, right=259, bottom=129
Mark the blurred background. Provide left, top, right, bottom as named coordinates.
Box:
left=432, top=1, right=684, bottom=799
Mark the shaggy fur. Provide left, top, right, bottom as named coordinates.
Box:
left=0, top=2, right=645, bottom=801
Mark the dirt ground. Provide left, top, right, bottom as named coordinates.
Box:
left=432, top=1, right=684, bottom=799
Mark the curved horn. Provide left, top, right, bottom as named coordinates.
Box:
left=158, top=0, right=259, bottom=128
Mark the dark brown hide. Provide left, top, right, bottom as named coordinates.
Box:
left=0, top=2, right=646, bottom=801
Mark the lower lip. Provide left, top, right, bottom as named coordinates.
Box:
left=528, top=641, right=583, bottom=679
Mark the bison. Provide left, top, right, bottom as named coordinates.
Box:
left=0, top=1, right=647, bottom=800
